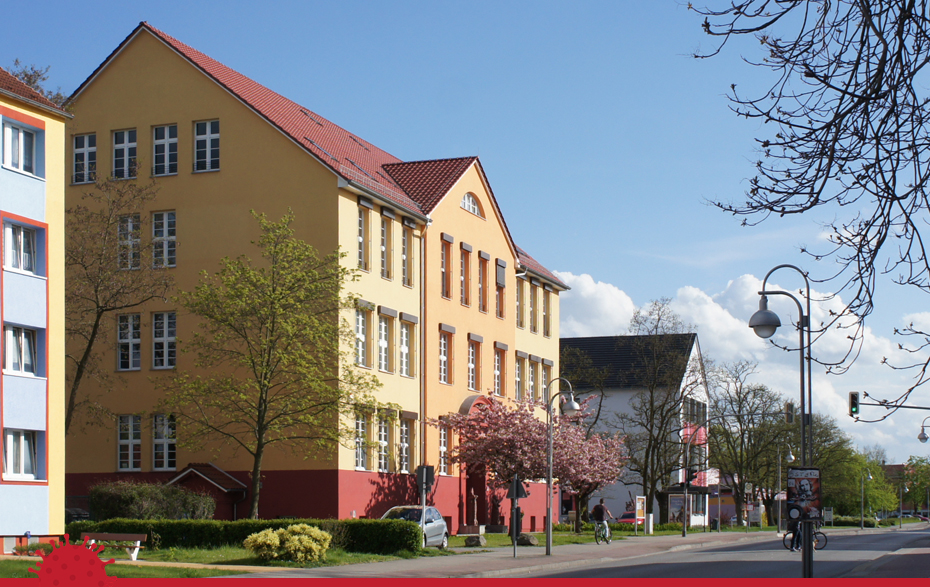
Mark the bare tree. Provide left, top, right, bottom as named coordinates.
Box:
left=8, top=59, right=68, bottom=107
left=692, top=1, right=930, bottom=409
left=66, top=178, right=173, bottom=434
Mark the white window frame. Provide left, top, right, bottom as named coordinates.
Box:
left=439, top=426, right=449, bottom=475
left=542, top=364, right=552, bottom=394
left=3, top=123, right=36, bottom=175
left=153, top=211, right=176, bottom=268
left=378, top=315, right=392, bottom=372
left=528, top=361, right=537, bottom=400
left=153, top=124, right=178, bottom=176
left=118, top=314, right=141, bottom=371
left=112, top=129, right=137, bottom=179
left=4, top=326, right=37, bottom=375
left=2, top=429, right=38, bottom=480
left=356, top=309, right=369, bottom=367
left=194, top=120, right=220, bottom=171
left=515, top=357, right=524, bottom=401
left=516, top=280, right=525, bottom=329
left=530, top=285, right=538, bottom=333
left=467, top=340, right=479, bottom=391
left=153, top=414, right=176, bottom=471
left=377, top=417, right=390, bottom=473
left=543, top=290, right=551, bottom=337
left=478, top=257, right=488, bottom=313
left=441, top=241, right=451, bottom=298
left=460, top=249, right=470, bottom=306
left=152, top=311, right=176, bottom=369
left=461, top=193, right=483, bottom=217
left=73, top=133, right=96, bottom=183
left=399, top=322, right=412, bottom=377
left=118, top=214, right=141, bottom=270
left=355, top=414, right=368, bottom=470
left=494, top=349, right=503, bottom=396
left=398, top=419, right=411, bottom=474
left=401, top=227, right=413, bottom=287
left=380, top=216, right=392, bottom=279
left=4, top=223, right=37, bottom=274
left=118, top=415, right=142, bottom=471
left=439, top=331, right=450, bottom=384
left=357, top=207, right=370, bottom=271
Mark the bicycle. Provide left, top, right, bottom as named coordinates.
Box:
left=782, top=529, right=827, bottom=550
left=594, top=519, right=612, bottom=544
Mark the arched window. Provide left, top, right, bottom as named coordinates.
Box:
left=461, top=193, right=484, bottom=218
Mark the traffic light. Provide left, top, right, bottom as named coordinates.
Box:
left=685, top=469, right=699, bottom=487
left=785, top=401, right=795, bottom=424
left=849, top=392, right=860, bottom=417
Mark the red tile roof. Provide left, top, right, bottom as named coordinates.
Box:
left=168, top=462, right=246, bottom=492
left=0, top=67, right=67, bottom=115
left=516, top=245, right=568, bottom=289
left=383, top=157, right=477, bottom=213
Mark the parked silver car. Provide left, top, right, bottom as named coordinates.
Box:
left=381, top=505, right=449, bottom=549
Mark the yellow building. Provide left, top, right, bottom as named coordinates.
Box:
left=64, top=23, right=565, bottom=531
left=0, top=68, right=70, bottom=544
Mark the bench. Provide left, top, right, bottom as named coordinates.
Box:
left=81, top=533, right=147, bottom=561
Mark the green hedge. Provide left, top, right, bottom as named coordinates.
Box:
left=89, top=481, right=215, bottom=520
left=65, top=518, right=421, bottom=554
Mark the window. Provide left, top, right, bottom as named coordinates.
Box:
left=439, top=331, right=451, bottom=384
left=357, top=206, right=370, bottom=271
left=528, top=361, right=537, bottom=400
left=194, top=120, right=220, bottom=171
left=515, top=357, right=524, bottom=401
left=461, top=193, right=484, bottom=218
left=380, top=216, right=392, bottom=279
left=4, top=223, right=36, bottom=274
left=543, top=290, right=551, bottom=337
left=496, top=259, right=506, bottom=319
left=530, top=285, right=538, bottom=333
left=118, top=214, right=141, bottom=270
left=355, top=309, right=370, bottom=367
left=355, top=414, right=368, bottom=470
left=460, top=248, right=471, bottom=306
left=467, top=340, right=480, bottom=391
left=4, top=326, right=36, bottom=375
left=542, top=363, right=551, bottom=395
left=118, top=415, right=141, bottom=471
left=516, top=280, right=525, bottom=329
left=153, top=312, right=176, bottom=369
left=153, top=125, right=178, bottom=175
left=118, top=314, right=141, bottom=371
left=73, top=134, right=96, bottom=183
left=494, top=348, right=505, bottom=396
left=401, top=226, right=413, bottom=287
left=378, top=315, right=392, bottom=372
left=399, top=322, right=413, bottom=377
left=398, top=419, right=411, bottom=473
left=153, top=211, right=176, bottom=268
left=478, top=256, right=488, bottom=313
left=113, top=129, right=137, bottom=179
left=377, top=417, right=390, bottom=473
left=439, top=426, right=449, bottom=475
left=3, top=123, right=35, bottom=175
left=496, top=284, right=505, bottom=318
left=440, top=240, right=452, bottom=298
left=153, top=414, right=176, bottom=470
left=2, top=429, right=37, bottom=480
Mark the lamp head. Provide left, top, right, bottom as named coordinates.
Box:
left=749, top=295, right=781, bottom=339
left=919, top=427, right=929, bottom=444
left=866, top=471, right=873, bottom=481
left=786, top=448, right=795, bottom=463
left=561, top=396, right=581, bottom=417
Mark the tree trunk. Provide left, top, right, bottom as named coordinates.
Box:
left=248, top=444, right=265, bottom=519
left=65, top=311, right=105, bottom=435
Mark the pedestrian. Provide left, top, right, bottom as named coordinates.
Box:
left=788, top=517, right=802, bottom=551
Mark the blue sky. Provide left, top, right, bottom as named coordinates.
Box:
left=7, top=0, right=928, bottom=463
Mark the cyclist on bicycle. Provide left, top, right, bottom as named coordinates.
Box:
left=592, top=498, right=613, bottom=537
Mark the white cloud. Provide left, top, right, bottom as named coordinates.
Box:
left=555, top=270, right=930, bottom=464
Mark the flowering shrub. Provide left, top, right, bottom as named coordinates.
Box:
left=243, top=524, right=332, bottom=563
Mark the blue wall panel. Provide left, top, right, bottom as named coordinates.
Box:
left=2, top=375, right=47, bottom=430
left=0, top=485, right=49, bottom=535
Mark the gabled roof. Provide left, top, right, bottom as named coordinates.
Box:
left=561, top=334, right=698, bottom=389
left=516, top=245, right=569, bottom=290
left=0, top=67, right=69, bottom=118
left=167, top=462, right=246, bottom=493
left=382, top=157, right=477, bottom=214
left=68, top=22, right=421, bottom=216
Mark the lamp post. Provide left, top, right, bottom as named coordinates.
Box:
left=778, top=445, right=796, bottom=532
left=545, top=377, right=581, bottom=556
left=918, top=415, right=930, bottom=443
left=860, top=470, right=873, bottom=529
left=749, top=264, right=814, bottom=578
left=900, top=484, right=909, bottom=528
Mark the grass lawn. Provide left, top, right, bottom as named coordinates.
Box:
left=0, top=559, right=246, bottom=579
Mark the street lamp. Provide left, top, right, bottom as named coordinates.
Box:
left=900, top=484, right=909, bottom=528
left=860, top=470, right=873, bottom=529
left=778, top=445, right=796, bottom=532
left=918, top=416, right=930, bottom=443
left=545, top=377, right=581, bottom=556
left=748, top=264, right=814, bottom=578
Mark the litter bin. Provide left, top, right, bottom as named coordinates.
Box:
left=710, top=518, right=719, bottom=531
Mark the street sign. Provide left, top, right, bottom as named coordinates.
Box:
left=824, top=507, right=833, bottom=522
left=416, top=465, right=434, bottom=492
left=506, top=475, right=529, bottom=499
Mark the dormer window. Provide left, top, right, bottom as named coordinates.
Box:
left=461, top=193, right=484, bottom=218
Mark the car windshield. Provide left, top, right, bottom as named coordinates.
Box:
left=384, top=508, right=422, bottom=521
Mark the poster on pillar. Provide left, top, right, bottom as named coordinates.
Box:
left=668, top=495, right=691, bottom=524
left=786, top=467, right=823, bottom=521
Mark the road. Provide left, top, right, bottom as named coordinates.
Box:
left=534, top=527, right=930, bottom=578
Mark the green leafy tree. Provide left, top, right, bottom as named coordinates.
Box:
left=162, top=211, right=382, bottom=519
left=904, top=456, right=930, bottom=514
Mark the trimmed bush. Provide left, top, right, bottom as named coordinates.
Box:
left=65, top=517, right=421, bottom=554
left=244, top=524, right=332, bottom=562
left=89, top=481, right=215, bottom=521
